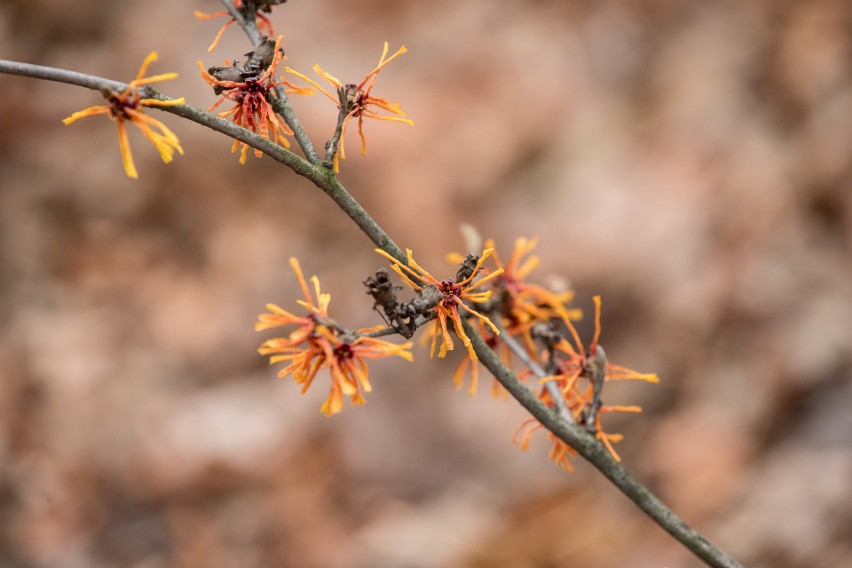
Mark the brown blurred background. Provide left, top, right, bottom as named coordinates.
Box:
left=1, top=1, right=851, bottom=567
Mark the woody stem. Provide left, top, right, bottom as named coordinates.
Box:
left=0, top=58, right=740, bottom=568
left=464, top=318, right=743, bottom=568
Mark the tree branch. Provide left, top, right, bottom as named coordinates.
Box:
left=0, top=57, right=742, bottom=568
left=464, top=318, right=744, bottom=568
left=0, top=59, right=402, bottom=262
left=323, top=90, right=350, bottom=169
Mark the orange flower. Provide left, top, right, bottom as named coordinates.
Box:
left=286, top=42, right=414, bottom=172
left=194, top=0, right=281, bottom=52
left=492, top=237, right=582, bottom=326
left=447, top=236, right=583, bottom=359
left=375, top=248, right=504, bottom=362
left=514, top=419, right=578, bottom=471
left=530, top=295, right=658, bottom=464
left=63, top=52, right=184, bottom=179
left=553, top=296, right=659, bottom=387
left=322, top=331, right=413, bottom=415
left=198, top=35, right=310, bottom=163
left=443, top=236, right=580, bottom=396
left=257, top=258, right=412, bottom=416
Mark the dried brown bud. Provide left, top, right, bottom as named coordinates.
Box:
left=531, top=322, right=561, bottom=348
left=364, top=269, right=415, bottom=337
left=364, top=269, right=398, bottom=311
left=455, top=253, right=481, bottom=283
left=243, top=37, right=280, bottom=75
left=337, top=84, right=362, bottom=113
left=206, top=65, right=245, bottom=94
left=241, top=0, right=287, bottom=16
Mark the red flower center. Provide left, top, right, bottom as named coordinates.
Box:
left=334, top=343, right=355, bottom=360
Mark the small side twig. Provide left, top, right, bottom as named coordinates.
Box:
left=323, top=88, right=352, bottom=168
left=492, top=316, right=576, bottom=425
left=581, top=345, right=608, bottom=432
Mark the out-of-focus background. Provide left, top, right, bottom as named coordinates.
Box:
left=1, top=1, right=851, bottom=567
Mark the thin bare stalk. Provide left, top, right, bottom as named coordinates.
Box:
left=217, top=0, right=263, bottom=44
left=492, top=316, right=576, bottom=424
left=323, top=91, right=350, bottom=168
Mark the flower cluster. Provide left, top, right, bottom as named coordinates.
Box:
left=370, top=236, right=657, bottom=468
left=193, top=2, right=413, bottom=173
left=52, top=1, right=660, bottom=477
left=287, top=42, right=414, bottom=172
left=256, top=258, right=412, bottom=416
left=442, top=236, right=582, bottom=396
left=63, top=52, right=184, bottom=179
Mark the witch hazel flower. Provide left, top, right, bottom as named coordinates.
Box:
left=286, top=42, right=414, bottom=172
left=375, top=248, right=504, bottom=362
left=62, top=52, right=184, bottom=179
left=517, top=295, right=659, bottom=467
left=256, top=257, right=412, bottom=416
left=489, top=236, right=583, bottom=334
left=198, top=35, right=312, bottom=163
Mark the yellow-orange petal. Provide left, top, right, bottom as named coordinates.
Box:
left=116, top=119, right=138, bottom=179
left=62, top=105, right=111, bottom=125
left=313, top=63, right=343, bottom=88
left=134, top=52, right=159, bottom=83
left=139, top=97, right=186, bottom=107
left=285, top=66, right=336, bottom=101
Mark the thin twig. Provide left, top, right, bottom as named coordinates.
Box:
left=491, top=316, right=576, bottom=424
left=0, top=60, right=124, bottom=93
left=218, top=0, right=262, bottom=44
left=324, top=90, right=350, bottom=168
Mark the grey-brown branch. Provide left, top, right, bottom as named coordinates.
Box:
left=0, top=58, right=742, bottom=568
